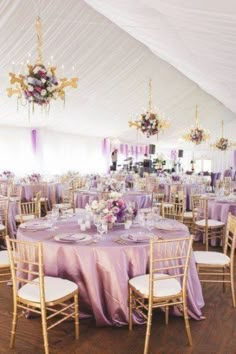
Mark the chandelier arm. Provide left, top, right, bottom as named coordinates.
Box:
left=148, top=78, right=152, bottom=112
left=221, top=120, right=224, bottom=138
left=35, top=16, right=43, bottom=64
left=195, top=105, right=199, bottom=127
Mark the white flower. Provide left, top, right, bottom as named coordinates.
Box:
left=27, top=77, right=34, bottom=84
left=28, top=85, right=34, bottom=92
left=33, top=66, right=41, bottom=74
left=41, top=78, right=46, bottom=84
left=53, top=92, right=58, bottom=99
left=47, top=86, right=54, bottom=92
left=110, top=191, right=122, bottom=200
left=41, top=89, right=47, bottom=96
left=103, top=208, right=109, bottom=214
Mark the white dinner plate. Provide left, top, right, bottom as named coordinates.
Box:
left=20, top=221, right=53, bottom=230
left=155, top=220, right=184, bottom=231
left=120, top=233, right=153, bottom=243
left=54, top=233, right=92, bottom=243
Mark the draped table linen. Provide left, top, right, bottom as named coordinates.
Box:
left=17, top=216, right=204, bottom=326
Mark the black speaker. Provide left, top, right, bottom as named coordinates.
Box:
left=178, top=150, right=183, bottom=158
left=149, top=144, right=156, bottom=155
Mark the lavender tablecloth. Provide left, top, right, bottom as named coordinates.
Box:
left=17, top=216, right=204, bottom=326
left=208, top=199, right=236, bottom=223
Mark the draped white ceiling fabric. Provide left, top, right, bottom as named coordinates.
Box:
left=0, top=0, right=235, bottom=148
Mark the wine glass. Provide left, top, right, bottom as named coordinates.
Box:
left=50, top=207, right=59, bottom=230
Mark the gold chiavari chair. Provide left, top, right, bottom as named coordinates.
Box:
left=0, top=249, right=11, bottom=284
left=0, top=182, right=8, bottom=197
left=161, top=200, right=184, bottom=223
left=15, top=198, right=41, bottom=225
left=31, top=185, right=48, bottom=216
left=0, top=197, right=9, bottom=242
left=7, top=184, right=22, bottom=201
left=53, top=187, right=77, bottom=215
left=129, top=236, right=193, bottom=354
left=192, top=195, right=225, bottom=251
left=151, top=192, right=165, bottom=208
left=6, top=236, right=79, bottom=354
left=194, top=213, right=236, bottom=307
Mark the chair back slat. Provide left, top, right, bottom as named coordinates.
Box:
left=6, top=237, right=45, bottom=302
left=149, top=236, right=193, bottom=298
left=224, top=213, right=236, bottom=258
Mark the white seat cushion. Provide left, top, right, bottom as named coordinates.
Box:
left=194, top=251, right=230, bottom=266
left=33, top=197, right=48, bottom=201
left=54, top=203, right=71, bottom=209
left=129, top=273, right=181, bottom=298
left=0, top=224, right=6, bottom=231
left=0, top=250, right=10, bottom=267
left=15, top=214, right=35, bottom=222
left=18, top=276, right=78, bottom=303
left=184, top=211, right=193, bottom=218
left=195, top=219, right=224, bottom=227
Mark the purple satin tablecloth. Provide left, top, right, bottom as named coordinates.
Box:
left=208, top=199, right=236, bottom=223
left=17, top=217, right=204, bottom=326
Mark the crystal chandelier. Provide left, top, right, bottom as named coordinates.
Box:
left=7, top=16, right=78, bottom=114
left=211, top=120, right=236, bottom=151
left=128, top=79, right=169, bottom=138
left=183, top=105, right=210, bottom=145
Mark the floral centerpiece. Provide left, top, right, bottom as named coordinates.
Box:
left=86, top=192, right=137, bottom=226
left=24, top=64, right=59, bottom=105
left=2, top=170, right=14, bottom=179
left=28, top=173, right=41, bottom=183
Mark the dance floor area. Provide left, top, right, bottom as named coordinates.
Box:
left=1, top=242, right=236, bottom=354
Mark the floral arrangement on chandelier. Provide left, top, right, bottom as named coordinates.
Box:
left=128, top=79, right=169, bottom=138
left=7, top=16, right=78, bottom=113
left=24, top=65, right=59, bottom=105
left=215, top=137, right=229, bottom=151
left=211, top=121, right=236, bottom=151
left=183, top=105, right=210, bottom=145
left=86, top=193, right=137, bottom=224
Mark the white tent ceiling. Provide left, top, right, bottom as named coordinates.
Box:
left=0, top=0, right=235, bottom=147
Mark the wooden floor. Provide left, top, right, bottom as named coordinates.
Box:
left=1, top=242, right=236, bottom=354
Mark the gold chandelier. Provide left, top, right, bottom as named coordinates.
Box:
left=128, top=79, right=170, bottom=138
left=211, top=120, right=236, bottom=151
left=183, top=105, right=210, bottom=145
left=7, top=16, right=78, bottom=113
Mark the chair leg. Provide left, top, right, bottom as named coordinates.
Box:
left=230, top=268, right=236, bottom=308
left=10, top=301, right=18, bottom=348
left=143, top=302, right=153, bottom=354
left=183, top=299, right=192, bottom=346
left=222, top=267, right=226, bottom=293
left=74, top=293, right=79, bottom=339
left=165, top=305, right=169, bottom=325
left=129, top=286, right=133, bottom=331
left=41, top=305, right=49, bottom=354
left=205, top=229, right=209, bottom=252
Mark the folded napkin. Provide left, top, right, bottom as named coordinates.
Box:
left=127, top=234, right=150, bottom=242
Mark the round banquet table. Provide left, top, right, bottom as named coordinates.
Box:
left=17, top=216, right=204, bottom=326
left=75, top=190, right=152, bottom=209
